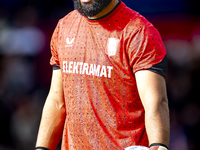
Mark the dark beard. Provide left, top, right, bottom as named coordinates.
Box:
left=73, top=0, right=112, bottom=17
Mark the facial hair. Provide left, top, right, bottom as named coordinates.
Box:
left=73, top=0, right=112, bottom=17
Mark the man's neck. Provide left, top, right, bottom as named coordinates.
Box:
left=88, top=0, right=119, bottom=19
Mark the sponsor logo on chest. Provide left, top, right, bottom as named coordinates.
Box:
left=63, top=61, right=113, bottom=78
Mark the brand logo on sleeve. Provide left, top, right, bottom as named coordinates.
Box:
left=65, top=37, right=75, bottom=47
left=105, top=38, right=120, bottom=56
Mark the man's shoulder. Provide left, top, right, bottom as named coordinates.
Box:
left=59, top=10, right=82, bottom=23
left=119, top=3, right=152, bottom=29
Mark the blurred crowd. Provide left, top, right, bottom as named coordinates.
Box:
left=0, top=0, right=200, bottom=150
left=152, top=14, right=200, bottom=150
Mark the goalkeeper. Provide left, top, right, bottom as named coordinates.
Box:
left=35, top=0, right=170, bottom=150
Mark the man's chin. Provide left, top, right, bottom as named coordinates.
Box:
left=73, top=0, right=112, bottom=17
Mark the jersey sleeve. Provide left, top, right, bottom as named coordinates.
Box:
left=50, top=20, right=61, bottom=67
left=127, top=23, right=167, bottom=76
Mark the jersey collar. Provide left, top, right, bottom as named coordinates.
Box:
left=85, top=1, right=124, bottom=23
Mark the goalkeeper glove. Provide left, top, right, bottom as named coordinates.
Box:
left=124, top=143, right=168, bottom=150
left=124, top=146, right=149, bottom=150
left=149, top=143, right=168, bottom=150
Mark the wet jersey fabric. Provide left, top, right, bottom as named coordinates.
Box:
left=50, top=1, right=167, bottom=150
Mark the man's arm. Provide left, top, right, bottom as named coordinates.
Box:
left=36, top=69, right=66, bottom=150
left=135, top=70, right=170, bottom=148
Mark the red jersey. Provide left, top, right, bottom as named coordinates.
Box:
left=50, top=1, right=167, bottom=150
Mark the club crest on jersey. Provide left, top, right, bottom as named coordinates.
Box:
left=105, top=38, right=120, bottom=56
left=65, top=37, right=75, bottom=47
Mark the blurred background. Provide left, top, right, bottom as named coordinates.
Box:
left=0, top=0, right=200, bottom=150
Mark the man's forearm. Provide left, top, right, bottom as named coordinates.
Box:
left=36, top=97, right=66, bottom=150
left=145, top=99, right=170, bottom=148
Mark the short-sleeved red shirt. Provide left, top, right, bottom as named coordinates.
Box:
left=50, top=1, right=166, bottom=150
